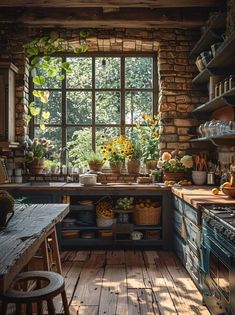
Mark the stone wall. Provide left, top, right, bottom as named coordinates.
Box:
left=0, top=25, right=204, bottom=154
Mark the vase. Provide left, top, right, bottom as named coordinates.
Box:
left=88, top=162, right=104, bottom=172
left=146, top=160, right=158, bottom=173
left=127, top=160, right=141, bottom=175
left=163, top=171, right=186, bottom=182
left=109, top=162, right=122, bottom=173
left=26, top=159, right=44, bottom=174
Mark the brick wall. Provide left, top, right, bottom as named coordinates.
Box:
left=0, top=25, right=204, bottom=154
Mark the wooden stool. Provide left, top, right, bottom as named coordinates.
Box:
left=0, top=271, right=70, bottom=315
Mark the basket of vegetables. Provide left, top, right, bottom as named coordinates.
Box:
left=134, top=198, right=161, bottom=225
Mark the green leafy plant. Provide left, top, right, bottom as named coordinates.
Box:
left=87, top=151, right=104, bottom=163
left=135, top=113, right=160, bottom=162
left=24, top=32, right=88, bottom=130
left=25, top=137, right=53, bottom=164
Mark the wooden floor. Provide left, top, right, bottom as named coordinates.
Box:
left=54, top=250, right=210, bottom=315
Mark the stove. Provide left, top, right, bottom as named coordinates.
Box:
left=200, top=203, right=235, bottom=315
left=200, top=203, right=235, bottom=242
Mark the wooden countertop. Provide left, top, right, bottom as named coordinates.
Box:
left=0, top=203, right=69, bottom=293
left=0, top=182, right=171, bottom=191
left=172, top=186, right=235, bottom=208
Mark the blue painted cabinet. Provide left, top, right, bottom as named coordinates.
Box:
left=173, top=195, right=202, bottom=290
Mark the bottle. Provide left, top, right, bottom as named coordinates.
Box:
left=207, top=172, right=215, bottom=185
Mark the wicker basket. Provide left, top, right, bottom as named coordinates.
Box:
left=163, top=171, right=186, bottom=182
left=96, top=218, right=114, bottom=227
left=134, top=206, right=161, bottom=225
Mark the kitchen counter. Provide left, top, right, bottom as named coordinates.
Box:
left=0, top=182, right=171, bottom=191
left=172, top=186, right=235, bottom=208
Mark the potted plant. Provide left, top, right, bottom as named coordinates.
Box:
left=127, top=141, right=142, bottom=175
left=135, top=113, right=160, bottom=173
left=25, top=137, right=53, bottom=174
left=157, top=150, right=193, bottom=182
left=100, top=135, right=132, bottom=173
left=87, top=151, right=104, bottom=172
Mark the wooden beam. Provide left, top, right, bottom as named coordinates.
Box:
left=0, top=0, right=224, bottom=8
left=0, top=7, right=213, bottom=29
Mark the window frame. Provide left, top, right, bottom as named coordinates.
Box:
left=30, top=52, right=159, bottom=157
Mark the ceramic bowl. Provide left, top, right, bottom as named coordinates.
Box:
left=192, top=171, right=207, bottom=185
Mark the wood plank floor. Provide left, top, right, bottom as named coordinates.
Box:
left=56, top=250, right=210, bottom=315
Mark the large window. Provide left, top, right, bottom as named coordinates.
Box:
left=31, top=54, right=158, bottom=165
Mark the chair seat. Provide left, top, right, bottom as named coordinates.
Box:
left=1, top=271, right=65, bottom=302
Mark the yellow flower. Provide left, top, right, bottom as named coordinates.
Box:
left=152, top=131, right=158, bottom=138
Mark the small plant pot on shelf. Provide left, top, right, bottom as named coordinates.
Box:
left=88, top=162, right=104, bottom=172
left=127, top=160, right=141, bottom=175
left=26, top=159, right=44, bottom=174
left=192, top=171, right=207, bottom=185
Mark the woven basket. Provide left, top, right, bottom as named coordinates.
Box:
left=96, top=218, right=114, bottom=227
left=127, top=160, right=141, bottom=175
left=134, top=206, right=161, bottom=225
left=163, top=171, right=185, bottom=182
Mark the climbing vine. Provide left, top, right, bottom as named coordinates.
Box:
left=24, top=31, right=88, bottom=130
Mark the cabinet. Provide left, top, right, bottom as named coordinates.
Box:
left=0, top=62, right=19, bottom=148
left=190, top=16, right=235, bottom=146
left=58, top=188, right=172, bottom=250
left=173, top=195, right=202, bottom=290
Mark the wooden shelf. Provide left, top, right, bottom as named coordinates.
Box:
left=190, top=12, right=226, bottom=57
left=193, top=87, right=235, bottom=113
left=61, top=225, right=162, bottom=231
left=190, top=133, right=235, bottom=146
left=192, top=31, right=235, bottom=84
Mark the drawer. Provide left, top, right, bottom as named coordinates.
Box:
left=184, top=202, right=201, bottom=226
left=173, top=210, right=183, bottom=235
left=173, top=196, right=184, bottom=214
left=185, top=218, right=201, bottom=254
left=174, top=233, right=186, bottom=264
left=185, top=245, right=201, bottom=287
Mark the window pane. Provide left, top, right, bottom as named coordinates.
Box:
left=96, top=92, right=120, bottom=124
left=33, top=57, right=62, bottom=89
left=67, top=127, right=92, bottom=166
left=66, top=91, right=92, bottom=124
left=66, top=57, right=92, bottom=89
left=35, top=91, right=62, bottom=124
left=125, top=91, right=153, bottom=124
left=95, top=57, right=120, bottom=89
left=125, top=57, right=153, bottom=88
left=34, top=127, right=62, bottom=161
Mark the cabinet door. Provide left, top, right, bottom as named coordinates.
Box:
left=0, top=63, right=18, bottom=143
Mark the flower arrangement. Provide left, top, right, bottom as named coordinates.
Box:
left=25, top=137, right=52, bottom=164
left=135, top=113, right=160, bottom=162
left=157, top=150, right=193, bottom=173
left=100, top=135, right=133, bottom=163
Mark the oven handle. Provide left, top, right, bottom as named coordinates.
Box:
left=207, top=236, right=232, bottom=260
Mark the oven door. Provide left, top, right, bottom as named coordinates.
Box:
left=201, top=225, right=235, bottom=315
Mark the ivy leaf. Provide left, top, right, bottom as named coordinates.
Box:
left=39, top=91, right=50, bottom=103
left=32, top=90, right=41, bottom=97
left=27, top=115, right=32, bottom=123
left=29, top=102, right=41, bottom=116
left=31, top=56, right=40, bottom=65
left=56, top=74, right=65, bottom=81
left=62, top=62, right=71, bottom=72
left=42, top=111, right=50, bottom=120
left=39, top=123, right=46, bottom=131
left=33, top=76, right=45, bottom=86
left=80, top=30, right=89, bottom=38
left=47, top=67, right=58, bottom=77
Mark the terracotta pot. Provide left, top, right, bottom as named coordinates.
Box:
left=26, top=159, right=44, bottom=174
left=163, top=171, right=186, bottom=182
left=127, top=160, right=141, bottom=175
left=146, top=160, right=158, bottom=173
left=88, top=162, right=104, bottom=172
left=109, top=162, right=122, bottom=173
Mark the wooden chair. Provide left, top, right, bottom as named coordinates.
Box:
left=0, top=271, right=70, bottom=315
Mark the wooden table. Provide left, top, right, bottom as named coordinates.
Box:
left=0, top=203, right=69, bottom=294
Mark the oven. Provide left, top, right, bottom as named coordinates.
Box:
left=201, top=222, right=235, bottom=315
